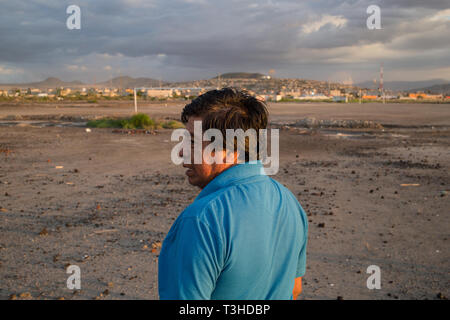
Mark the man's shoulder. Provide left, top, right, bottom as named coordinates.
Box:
left=183, top=175, right=296, bottom=219
left=267, top=176, right=301, bottom=199
left=181, top=177, right=265, bottom=221
left=182, top=185, right=242, bottom=221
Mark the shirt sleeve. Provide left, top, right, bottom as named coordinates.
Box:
left=296, top=236, right=307, bottom=277
left=296, top=206, right=308, bottom=278
left=160, top=216, right=223, bottom=300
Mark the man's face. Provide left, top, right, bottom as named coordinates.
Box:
left=181, top=116, right=234, bottom=189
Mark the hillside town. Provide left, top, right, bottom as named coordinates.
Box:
left=1, top=74, right=449, bottom=103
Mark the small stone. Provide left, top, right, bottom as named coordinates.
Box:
left=19, top=292, right=32, bottom=299
left=437, top=292, right=447, bottom=300
left=151, top=241, right=162, bottom=249
left=39, top=228, right=49, bottom=236
left=317, top=223, right=325, bottom=228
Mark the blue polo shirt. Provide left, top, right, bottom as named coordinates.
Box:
left=158, top=162, right=308, bottom=300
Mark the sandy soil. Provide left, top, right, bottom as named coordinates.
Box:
left=0, top=101, right=449, bottom=300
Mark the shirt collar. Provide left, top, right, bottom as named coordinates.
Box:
left=196, top=161, right=266, bottom=201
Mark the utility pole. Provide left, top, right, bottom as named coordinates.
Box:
left=380, top=63, right=385, bottom=104
left=134, top=88, right=137, bottom=113
left=119, top=70, right=122, bottom=95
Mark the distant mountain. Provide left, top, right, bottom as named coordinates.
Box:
left=356, top=79, right=447, bottom=91
left=213, top=72, right=269, bottom=79
left=96, top=76, right=167, bottom=88
left=0, top=76, right=168, bottom=89
left=0, top=77, right=84, bottom=89
left=408, top=83, right=450, bottom=95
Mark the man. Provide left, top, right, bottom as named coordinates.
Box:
left=158, top=88, right=308, bottom=300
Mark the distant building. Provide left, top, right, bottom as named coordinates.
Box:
left=60, top=88, right=71, bottom=96
left=285, top=90, right=302, bottom=98
left=145, top=89, right=173, bottom=98
left=330, top=89, right=342, bottom=97
left=332, top=96, right=347, bottom=102
left=409, top=93, right=426, bottom=99
left=362, top=95, right=378, bottom=100
left=275, top=94, right=283, bottom=101
left=298, top=94, right=331, bottom=100
left=409, top=93, right=443, bottom=100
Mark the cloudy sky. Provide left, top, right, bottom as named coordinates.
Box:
left=0, top=0, right=449, bottom=84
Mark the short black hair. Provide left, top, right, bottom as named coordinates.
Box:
left=181, top=87, right=269, bottom=161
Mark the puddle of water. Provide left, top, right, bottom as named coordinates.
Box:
left=389, top=133, right=410, bottom=138
left=322, top=130, right=410, bottom=140
left=321, top=130, right=376, bottom=140
left=0, top=121, right=87, bottom=128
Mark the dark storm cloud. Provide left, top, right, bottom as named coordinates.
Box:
left=0, top=0, right=449, bottom=82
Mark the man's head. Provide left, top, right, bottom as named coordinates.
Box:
left=180, top=88, right=268, bottom=189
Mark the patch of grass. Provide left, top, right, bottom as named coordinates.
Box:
left=161, top=120, right=184, bottom=129
left=86, top=118, right=125, bottom=128
left=86, top=114, right=185, bottom=130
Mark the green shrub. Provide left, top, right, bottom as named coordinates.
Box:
left=130, top=113, right=154, bottom=129
left=86, top=113, right=157, bottom=129
left=161, top=120, right=184, bottom=129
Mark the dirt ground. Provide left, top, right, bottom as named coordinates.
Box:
left=0, top=101, right=449, bottom=300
